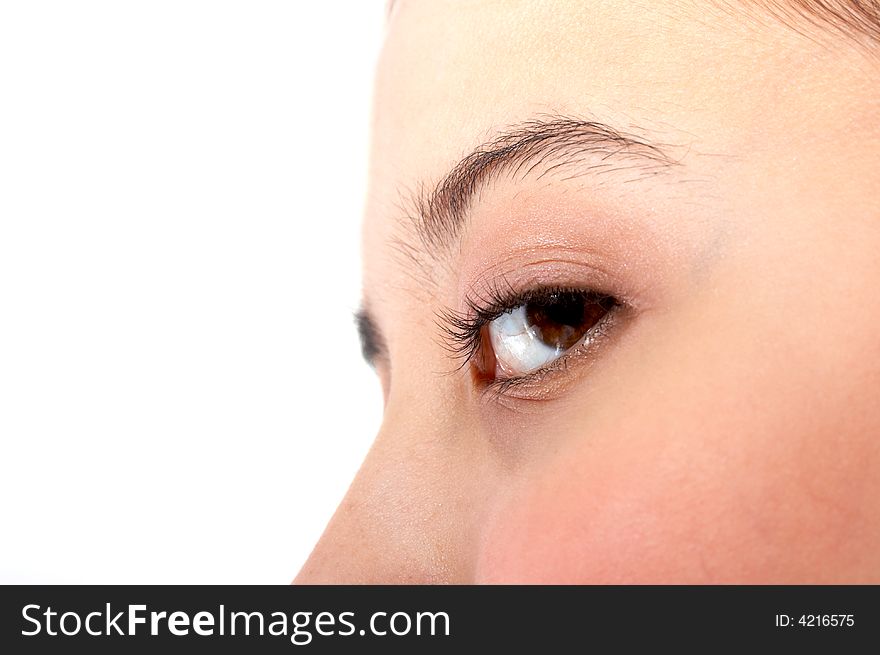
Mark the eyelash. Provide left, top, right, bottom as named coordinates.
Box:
left=437, top=280, right=620, bottom=391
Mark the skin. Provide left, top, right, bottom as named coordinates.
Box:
left=295, top=0, right=880, bottom=583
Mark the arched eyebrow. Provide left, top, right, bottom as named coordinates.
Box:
left=403, top=116, right=677, bottom=257
left=357, top=116, right=678, bottom=367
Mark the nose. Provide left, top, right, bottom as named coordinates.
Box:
left=293, top=397, right=484, bottom=583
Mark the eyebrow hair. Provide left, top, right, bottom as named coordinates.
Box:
left=729, top=0, right=880, bottom=49
left=404, top=116, right=676, bottom=256
left=361, top=116, right=676, bottom=367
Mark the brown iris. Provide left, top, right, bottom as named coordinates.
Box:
left=524, top=292, right=614, bottom=351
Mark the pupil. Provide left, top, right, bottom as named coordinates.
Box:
left=525, top=293, right=611, bottom=350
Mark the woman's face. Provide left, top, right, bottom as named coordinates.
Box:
left=296, top=0, right=880, bottom=583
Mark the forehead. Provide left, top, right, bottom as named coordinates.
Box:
left=363, top=0, right=876, bottom=278
left=381, top=4, right=783, bottom=143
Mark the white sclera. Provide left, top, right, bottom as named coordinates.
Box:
left=488, top=305, right=565, bottom=376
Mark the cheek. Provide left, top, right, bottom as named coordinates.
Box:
left=475, top=348, right=880, bottom=584
left=475, top=256, right=880, bottom=583
left=476, top=429, right=879, bottom=583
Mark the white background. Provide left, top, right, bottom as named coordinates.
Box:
left=0, top=1, right=385, bottom=583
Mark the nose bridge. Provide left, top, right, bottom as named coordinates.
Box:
left=294, top=397, right=482, bottom=584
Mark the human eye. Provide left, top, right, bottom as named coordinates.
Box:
left=439, top=282, right=621, bottom=397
